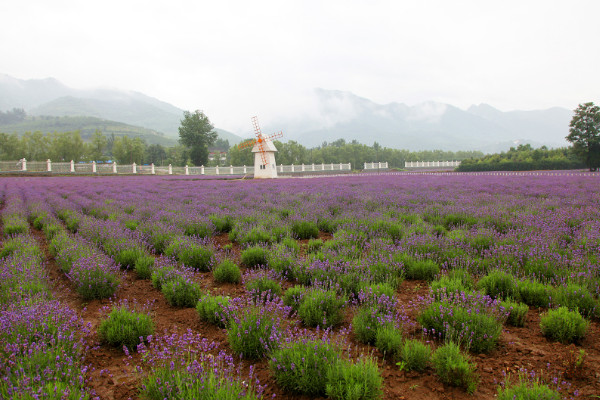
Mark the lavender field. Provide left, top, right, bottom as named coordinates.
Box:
left=1, top=173, right=599, bottom=399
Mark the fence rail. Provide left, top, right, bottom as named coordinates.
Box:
left=405, top=160, right=461, bottom=168
left=0, top=159, right=354, bottom=176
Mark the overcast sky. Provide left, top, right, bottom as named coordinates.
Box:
left=1, top=0, right=599, bottom=133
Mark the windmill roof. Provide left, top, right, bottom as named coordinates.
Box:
left=251, top=135, right=278, bottom=153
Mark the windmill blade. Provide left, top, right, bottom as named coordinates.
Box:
left=237, top=139, right=257, bottom=150
left=257, top=141, right=267, bottom=165
left=251, top=116, right=262, bottom=137
left=263, top=131, right=283, bottom=142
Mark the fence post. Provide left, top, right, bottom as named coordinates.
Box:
left=301, top=163, right=305, bottom=172
left=151, top=163, right=155, bottom=175
left=216, top=165, right=219, bottom=175
left=201, top=165, right=204, bottom=175
left=46, top=159, right=52, bottom=172
left=92, top=161, right=97, bottom=173
left=132, top=163, right=137, bottom=174
left=339, top=163, right=342, bottom=170
left=312, top=163, right=315, bottom=171
left=185, top=165, right=189, bottom=175
left=291, top=164, right=295, bottom=172
left=113, top=162, right=117, bottom=173
left=230, top=165, right=233, bottom=174
left=348, top=163, right=351, bottom=170
left=280, top=164, right=283, bottom=172
left=244, top=165, right=247, bottom=173
left=168, top=164, right=173, bottom=174
left=70, top=160, right=75, bottom=173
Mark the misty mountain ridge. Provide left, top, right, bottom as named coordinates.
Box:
left=0, top=74, right=572, bottom=152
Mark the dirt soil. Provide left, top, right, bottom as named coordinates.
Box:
left=29, top=228, right=600, bottom=400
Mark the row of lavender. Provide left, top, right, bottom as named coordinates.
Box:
left=4, top=173, right=599, bottom=398
left=0, top=184, right=92, bottom=399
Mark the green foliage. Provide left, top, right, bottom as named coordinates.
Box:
left=306, top=238, right=324, bottom=253
left=161, top=277, right=203, bottom=308
left=178, top=110, right=218, bottom=166
left=240, top=246, right=268, bottom=267
left=566, top=102, right=600, bottom=171
left=352, top=306, right=391, bottom=345
left=551, top=283, right=598, bottom=318
left=182, top=221, right=212, bottom=237
left=140, top=366, right=261, bottom=400
left=282, top=285, right=306, bottom=312
left=326, top=357, right=383, bottom=400
left=227, top=307, right=280, bottom=359
left=501, top=300, right=528, bottom=327
left=297, top=288, right=346, bottom=328
left=476, top=270, right=520, bottom=300
left=269, top=339, right=341, bottom=396
left=164, top=237, right=214, bottom=271
left=134, top=255, right=155, bottom=279
left=210, top=214, right=234, bottom=233
left=457, top=143, right=586, bottom=172
left=518, top=279, right=552, bottom=308
left=291, top=220, right=319, bottom=239
left=245, top=276, right=282, bottom=302
left=98, top=305, right=154, bottom=351
left=432, top=343, right=479, bottom=394
left=418, top=300, right=503, bottom=353
left=539, top=307, right=589, bottom=344
left=196, top=294, right=230, bottom=328
left=497, top=373, right=561, bottom=400
left=403, top=257, right=440, bottom=281
left=212, top=259, right=241, bottom=284
left=400, top=339, right=431, bottom=372
left=374, top=325, right=403, bottom=360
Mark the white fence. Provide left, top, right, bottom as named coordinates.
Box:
left=405, top=160, right=461, bottom=168
left=0, top=159, right=354, bottom=176
left=363, top=162, right=389, bottom=170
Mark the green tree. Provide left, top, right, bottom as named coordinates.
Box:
left=0, top=133, right=23, bottom=160
left=146, top=143, right=167, bottom=166
left=178, top=110, right=218, bottom=166
left=112, top=136, right=146, bottom=164
left=88, top=130, right=108, bottom=162
left=21, top=131, right=50, bottom=161
left=228, top=139, right=254, bottom=166
left=49, top=131, right=86, bottom=162
left=566, top=102, right=600, bottom=171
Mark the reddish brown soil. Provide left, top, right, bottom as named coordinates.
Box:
left=29, top=228, right=600, bottom=400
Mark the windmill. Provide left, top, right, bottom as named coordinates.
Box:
left=237, top=116, right=283, bottom=178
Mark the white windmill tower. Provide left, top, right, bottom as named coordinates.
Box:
left=237, top=116, right=283, bottom=179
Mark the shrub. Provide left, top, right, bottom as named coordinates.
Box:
left=165, top=237, right=214, bottom=271
left=518, top=279, right=552, bottom=307
left=281, top=237, right=300, bottom=253
left=404, top=258, right=440, bottom=281
left=400, top=339, right=431, bottom=372
left=282, top=285, right=306, bottom=312
left=430, top=276, right=469, bottom=299
left=68, top=259, right=121, bottom=300
left=418, top=299, right=504, bottom=353
left=150, top=265, right=180, bottom=290
left=134, top=255, right=155, bottom=279
left=98, top=304, right=154, bottom=350
left=209, top=214, right=234, bottom=233
left=551, top=283, right=598, bottom=318
left=298, top=288, right=346, bottom=328
left=432, top=342, right=479, bottom=394
left=326, top=357, right=383, bottom=400
left=240, top=246, right=268, bottom=267
left=227, top=305, right=282, bottom=359
left=497, top=373, right=561, bottom=400
left=291, top=220, right=319, bottom=239
left=539, top=307, right=589, bottom=344
left=196, top=294, right=230, bottom=327
left=213, top=259, right=241, bottom=284
left=476, top=270, right=520, bottom=300
left=246, top=275, right=282, bottom=302
left=161, top=277, right=203, bottom=308
left=374, top=325, right=403, bottom=360
left=269, top=338, right=341, bottom=396
left=306, top=238, right=324, bottom=253
left=353, top=306, right=393, bottom=345
left=501, top=300, right=528, bottom=327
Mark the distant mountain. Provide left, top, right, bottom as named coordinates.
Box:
left=266, top=89, right=572, bottom=152
left=0, top=74, right=243, bottom=144
left=0, top=115, right=177, bottom=146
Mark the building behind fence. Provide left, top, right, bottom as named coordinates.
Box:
left=1, top=159, right=367, bottom=176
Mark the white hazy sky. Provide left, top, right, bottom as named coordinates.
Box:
left=1, top=0, right=599, bottom=133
